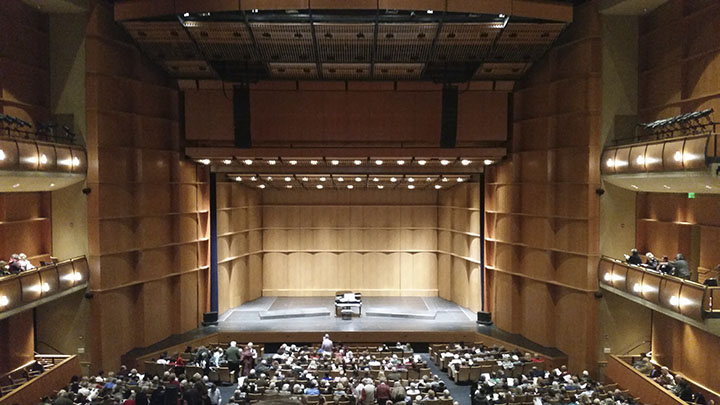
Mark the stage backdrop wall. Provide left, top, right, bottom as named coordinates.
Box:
left=261, top=189, right=439, bottom=296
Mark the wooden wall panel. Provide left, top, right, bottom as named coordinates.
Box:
left=261, top=189, right=439, bottom=296
left=652, top=312, right=720, bottom=394
left=637, top=193, right=720, bottom=282
left=216, top=183, right=262, bottom=313
left=484, top=1, right=600, bottom=373
left=86, top=0, right=210, bottom=372
left=0, top=310, right=34, bottom=375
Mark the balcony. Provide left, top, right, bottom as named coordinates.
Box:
left=599, top=257, right=720, bottom=334
left=0, top=119, right=86, bottom=192
left=0, top=256, right=89, bottom=320
left=600, top=110, right=720, bottom=194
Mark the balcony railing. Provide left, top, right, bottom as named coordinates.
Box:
left=0, top=256, right=89, bottom=319
left=599, top=256, right=720, bottom=321
left=0, top=137, right=86, bottom=174
left=601, top=132, right=720, bottom=175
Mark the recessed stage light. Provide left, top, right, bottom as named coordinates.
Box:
left=408, top=185, right=415, bottom=189
left=355, top=177, right=362, bottom=182
left=302, top=177, right=309, bottom=181
left=390, top=177, right=397, bottom=182
left=183, top=12, right=190, bottom=17
left=266, top=176, right=273, bottom=181
left=378, top=185, right=384, bottom=189
left=347, top=185, right=354, bottom=189
left=251, top=8, right=259, bottom=13
left=461, top=159, right=471, bottom=166
left=408, top=177, right=414, bottom=182
left=250, top=177, right=257, bottom=181
left=49, top=183, right=55, bottom=187
left=663, top=185, right=671, bottom=189
left=258, top=184, right=266, bottom=189
left=198, top=159, right=210, bottom=165
left=310, top=160, right=319, bottom=165
left=12, top=183, right=19, bottom=188
left=0, top=296, right=8, bottom=307
left=289, top=160, right=298, bottom=165
left=354, top=159, right=363, bottom=165
left=440, top=159, right=450, bottom=166
left=320, top=177, right=327, bottom=182
left=457, top=177, right=464, bottom=182
left=268, top=160, right=277, bottom=165
left=631, top=184, right=638, bottom=189
left=434, top=185, right=442, bottom=189
left=285, top=177, right=292, bottom=182
left=40, top=154, right=47, bottom=164
left=397, top=160, right=405, bottom=165
left=418, top=159, right=427, bottom=165
left=375, top=160, right=383, bottom=165
left=498, top=13, right=505, bottom=18
left=331, top=160, right=339, bottom=165
left=673, top=151, right=682, bottom=162
left=286, top=185, right=293, bottom=189
left=426, top=177, right=432, bottom=182
left=373, top=177, right=379, bottom=182
left=636, top=155, right=645, bottom=165
left=427, top=10, right=433, bottom=14
left=706, top=185, right=713, bottom=189
left=223, top=159, right=232, bottom=165
left=0, top=149, right=5, bottom=160
left=337, top=177, right=344, bottom=182
left=442, top=177, right=448, bottom=182
left=243, top=159, right=253, bottom=165
left=235, top=177, right=242, bottom=182
left=72, top=157, right=80, bottom=166
left=41, top=282, right=50, bottom=292
left=484, top=159, right=493, bottom=165
left=316, top=184, right=324, bottom=189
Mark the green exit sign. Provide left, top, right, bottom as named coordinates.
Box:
left=688, top=192, right=696, bottom=199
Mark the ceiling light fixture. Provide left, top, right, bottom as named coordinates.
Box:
left=235, top=177, right=242, bottom=182
left=243, top=159, right=253, bottom=165
left=0, top=149, right=5, bottom=161
left=441, top=177, right=448, bottom=182
left=457, top=177, right=464, bottom=182
left=250, top=176, right=257, bottom=181
left=12, top=183, right=19, bottom=188
left=72, top=157, right=80, bottom=166
left=289, top=160, right=297, bottom=165
left=258, top=184, right=266, bottom=189
left=198, top=159, right=210, bottom=165
left=434, top=185, right=442, bottom=189
left=310, top=160, right=318, bottom=165
left=373, top=177, right=379, bottom=182
left=375, top=159, right=383, bottom=165
left=418, top=159, right=427, bottom=166
left=50, top=183, right=55, bottom=187
left=408, top=177, right=414, bottom=182
left=378, top=185, right=384, bottom=189
left=355, top=177, right=362, bottom=182
left=40, top=154, right=47, bottom=164
left=440, top=159, right=450, bottom=166
left=427, top=9, right=433, bottom=14
left=223, top=159, right=232, bottom=165
left=286, top=185, right=292, bottom=189
left=354, top=159, right=363, bottom=165
left=316, top=184, right=323, bottom=189
left=390, top=177, right=397, bottom=182
left=268, top=160, right=277, bottom=165
left=408, top=185, right=415, bottom=189
left=397, top=160, right=405, bottom=165
left=461, top=159, right=471, bottom=166
left=347, top=185, right=354, bottom=189
left=0, top=296, right=8, bottom=307
left=320, top=177, right=327, bottom=182
left=337, top=177, right=344, bottom=182
left=331, top=160, right=339, bottom=165
left=285, top=177, right=292, bottom=182
left=302, top=177, right=309, bottom=181
left=484, top=159, right=493, bottom=165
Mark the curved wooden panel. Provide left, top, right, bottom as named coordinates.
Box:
left=644, top=142, right=664, bottom=172
left=678, top=283, right=705, bottom=320
left=658, top=277, right=682, bottom=313
left=18, top=271, right=41, bottom=302
left=612, top=146, right=631, bottom=174
left=36, top=144, right=57, bottom=171
left=38, top=266, right=59, bottom=296
left=611, top=262, right=628, bottom=291
left=600, top=149, right=617, bottom=175
left=0, top=277, right=22, bottom=311
left=16, top=141, right=39, bottom=171
left=626, top=266, right=645, bottom=297
left=56, top=261, right=76, bottom=290
left=640, top=271, right=661, bottom=305
left=682, top=136, right=707, bottom=170
left=629, top=144, right=647, bottom=172
left=662, top=139, right=685, bottom=171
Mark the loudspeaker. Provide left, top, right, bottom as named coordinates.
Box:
left=440, top=86, right=458, bottom=148
left=476, top=311, right=492, bottom=325
left=203, top=311, right=218, bottom=326
left=233, top=85, right=251, bottom=148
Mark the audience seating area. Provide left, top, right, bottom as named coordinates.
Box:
left=622, top=355, right=719, bottom=404
left=431, top=343, right=639, bottom=405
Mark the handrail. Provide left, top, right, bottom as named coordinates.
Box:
left=0, top=255, right=85, bottom=283
left=0, top=355, right=79, bottom=405
left=598, top=256, right=720, bottom=319
left=605, top=355, right=687, bottom=405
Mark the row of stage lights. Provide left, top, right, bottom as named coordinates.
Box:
left=197, top=158, right=495, bottom=167
left=233, top=174, right=468, bottom=190
left=605, top=150, right=700, bottom=169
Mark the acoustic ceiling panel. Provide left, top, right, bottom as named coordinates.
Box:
left=473, top=62, right=529, bottom=79
left=184, top=21, right=258, bottom=61
left=314, top=23, right=375, bottom=63
left=322, top=63, right=371, bottom=80
left=164, top=60, right=219, bottom=78
left=491, top=22, right=565, bottom=62
left=269, top=63, right=319, bottom=79
left=250, top=23, right=316, bottom=62
left=431, top=23, right=501, bottom=61
left=373, top=63, right=424, bottom=80
left=376, top=23, right=438, bottom=63
left=123, top=21, right=202, bottom=61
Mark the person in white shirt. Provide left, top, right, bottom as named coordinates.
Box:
left=208, top=383, right=222, bottom=405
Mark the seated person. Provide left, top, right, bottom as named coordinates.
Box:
left=672, top=375, right=694, bottom=402
left=18, top=253, right=34, bottom=271
left=657, top=256, right=674, bottom=275
left=642, top=252, right=659, bottom=270
left=626, top=249, right=643, bottom=265
left=671, top=253, right=690, bottom=279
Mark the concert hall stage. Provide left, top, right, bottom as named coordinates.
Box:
left=217, top=296, right=478, bottom=333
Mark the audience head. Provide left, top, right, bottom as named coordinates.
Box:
left=676, top=253, right=685, bottom=261
left=230, top=341, right=237, bottom=347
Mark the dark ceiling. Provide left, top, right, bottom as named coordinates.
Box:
left=120, top=8, right=569, bottom=83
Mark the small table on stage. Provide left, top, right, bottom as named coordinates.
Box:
left=335, top=291, right=362, bottom=317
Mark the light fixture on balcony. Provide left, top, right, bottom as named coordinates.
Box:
left=223, top=159, right=232, bottom=165
left=636, top=155, right=645, bottom=165
left=457, top=177, right=464, bottom=182
left=250, top=176, right=257, bottom=181
left=606, top=158, right=615, bottom=168
left=440, top=159, right=450, bottom=166
left=347, top=184, right=354, bottom=189
left=288, top=160, right=297, bottom=165
left=258, top=184, right=266, bottom=189
left=244, top=159, right=253, bottom=165
left=408, top=177, right=414, bottom=182
left=319, top=177, right=327, bottom=182
left=434, top=185, right=442, bottom=189
left=316, top=184, right=323, bottom=189
left=355, top=177, right=362, bottom=182
left=375, top=160, right=383, bottom=165
left=302, top=177, right=309, bottom=181
left=673, top=151, right=682, bottom=162
left=331, top=160, right=339, bottom=165
left=373, top=177, right=379, bottom=182
left=378, top=185, right=384, bottom=189
left=408, top=185, right=415, bottom=189
left=461, top=159, right=471, bottom=166
left=337, top=177, right=344, bottom=182
left=0, top=296, right=8, bottom=307
left=310, top=160, right=318, bottom=165
left=285, top=177, right=292, bottom=182
left=354, top=160, right=363, bottom=165
left=418, top=159, right=427, bottom=166
left=484, top=159, right=493, bottom=165
left=198, top=159, right=210, bottom=165
left=268, top=159, right=277, bottom=165
left=0, top=149, right=5, bottom=161
left=390, top=177, right=397, bottom=183
left=40, top=154, right=47, bottom=164
left=235, top=177, right=242, bottom=182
